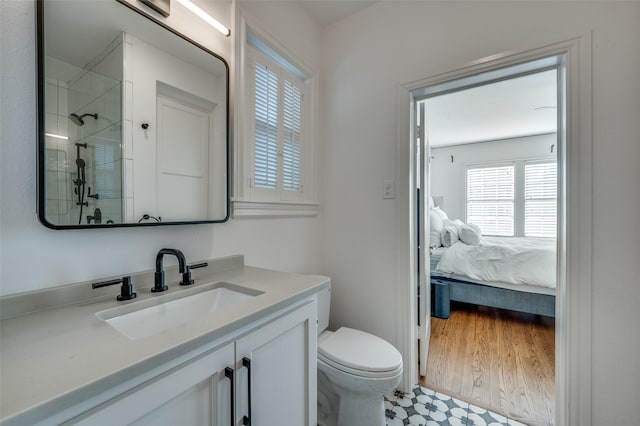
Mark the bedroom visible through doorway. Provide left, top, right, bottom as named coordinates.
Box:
left=415, top=62, right=561, bottom=426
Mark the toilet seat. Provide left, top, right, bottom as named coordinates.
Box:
left=318, top=327, right=402, bottom=379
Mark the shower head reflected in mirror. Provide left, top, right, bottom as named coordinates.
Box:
left=69, top=113, right=98, bottom=126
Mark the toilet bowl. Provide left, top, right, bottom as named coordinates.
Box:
left=316, top=284, right=403, bottom=426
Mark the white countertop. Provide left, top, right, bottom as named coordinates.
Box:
left=0, top=256, right=329, bottom=424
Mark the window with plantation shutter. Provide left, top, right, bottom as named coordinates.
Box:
left=282, top=80, right=302, bottom=191
left=251, top=56, right=305, bottom=197
left=525, top=162, right=557, bottom=237
left=466, top=165, right=515, bottom=236
left=254, top=62, right=278, bottom=189
left=235, top=21, right=318, bottom=217
left=95, top=144, right=117, bottom=199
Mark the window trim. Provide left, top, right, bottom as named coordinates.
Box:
left=233, top=10, right=318, bottom=217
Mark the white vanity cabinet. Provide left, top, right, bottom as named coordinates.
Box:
left=68, top=343, right=235, bottom=426
left=63, top=300, right=317, bottom=426
left=234, top=299, right=317, bottom=425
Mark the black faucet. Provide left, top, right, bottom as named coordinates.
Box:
left=152, top=248, right=188, bottom=292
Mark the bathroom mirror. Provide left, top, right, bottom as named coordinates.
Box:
left=37, top=0, right=229, bottom=228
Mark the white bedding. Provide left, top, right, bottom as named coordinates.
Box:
left=435, top=236, right=557, bottom=288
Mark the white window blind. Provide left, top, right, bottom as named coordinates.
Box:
left=282, top=80, right=302, bottom=191
left=525, top=162, right=557, bottom=237
left=238, top=23, right=318, bottom=216
left=95, top=144, right=116, bottom=199
left=254, top=62, right=279, bottom=189
left=466, top=165, right=515, bottom=236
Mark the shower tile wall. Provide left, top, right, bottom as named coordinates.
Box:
left=67, top=35, right=124, bottom=225
left=122, top=33, right=135, bottom=223
left=44, top=73, right=72, bottom=225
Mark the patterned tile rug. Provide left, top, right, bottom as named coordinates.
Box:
left=384, top=386, right=528, bottom=426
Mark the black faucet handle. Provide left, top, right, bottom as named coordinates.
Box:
left=189, top=262, right=208, bottom=270
left=152, top=270, right=168, bottom=292
left=92, top=276, right=137, bottom=301
left=180, top=262, right=208, bottom=286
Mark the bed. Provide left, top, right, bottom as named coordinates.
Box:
left=429, top=236, right=556, bottom=318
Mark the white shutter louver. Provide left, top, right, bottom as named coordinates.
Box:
left=282, top=80, right=302, bottom=191
left=466, top=165, right=515, bottom=236
left=254, top=62, right=278, bottom=189
left=525, top=162, right=557, bottom=237
left=95, top=144, right=116, bottom=199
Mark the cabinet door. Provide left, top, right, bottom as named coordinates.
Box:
left=68, top=343, right=235, bottom=426
left=235, top=301, right=317, bottom=426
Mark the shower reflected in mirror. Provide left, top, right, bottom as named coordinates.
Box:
left=37, top=0, right=229, bottom=228
left=69, top=112, right=98, bottom=127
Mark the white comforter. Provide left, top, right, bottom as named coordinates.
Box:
left=435, top=237, right=557, bottom=288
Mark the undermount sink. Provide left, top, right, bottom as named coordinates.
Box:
left=96, top=282, right=263, bottom=340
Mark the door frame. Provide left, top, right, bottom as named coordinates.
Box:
left=394, top=35, right=593, bottom=426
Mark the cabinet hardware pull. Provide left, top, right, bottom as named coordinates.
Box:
left=242, top=357, right=252, bottom=426
left=224, top=367, right=234, bottom=426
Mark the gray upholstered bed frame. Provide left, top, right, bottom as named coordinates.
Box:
left=431, top=275, right=556, bottom=318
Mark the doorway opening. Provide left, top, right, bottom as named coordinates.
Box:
left=413, top=57, right=565, bottom=426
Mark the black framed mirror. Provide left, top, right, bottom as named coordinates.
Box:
left=36, top=0, right=229, bottom=229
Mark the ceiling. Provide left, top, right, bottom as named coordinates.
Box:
left=297, top=0, right=377, bottom=27
left=422, top=69, right=558, bottom=148
left=45, top=1, right=226, bottom=82
left=291, top=1, right=558, bottom=148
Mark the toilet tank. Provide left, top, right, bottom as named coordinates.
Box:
left=316, top=279, right=331, bottom=336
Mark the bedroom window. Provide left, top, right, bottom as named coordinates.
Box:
left=524, top=161, right=557, bottom=237
left=466, top=161, right=558, bottom=237
left=466, top=165, right=515, bottom=236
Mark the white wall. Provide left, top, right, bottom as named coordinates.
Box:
left=321, top=1, right=640, bottom=424
left=237, top=1, right=322, bottom=73
left=431, top=134, right=556, bottom=221
left=0, top=0, right=323, bottom=296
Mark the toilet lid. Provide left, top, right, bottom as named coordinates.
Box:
left=318, top=327, right=402, bottom=373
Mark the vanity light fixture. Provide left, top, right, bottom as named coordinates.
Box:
left=140, top=0, right=171, bottom=17
left=45, top=133, right=69, bottom=140
left=175, top=0, right=230, bottom=37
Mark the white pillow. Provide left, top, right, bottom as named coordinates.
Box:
left=433, top=206, right=448, bottom=221
left=429, top=210, right=443, bottom=248
left=459, top=224, right=481, bottom=246
left=468, top=223, right=482, bottom=235
left=441, top=221, right=459, bottom=247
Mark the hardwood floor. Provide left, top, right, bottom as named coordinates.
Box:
left=421, top=302, right=555, bottom=426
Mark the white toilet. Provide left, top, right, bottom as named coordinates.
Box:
left=316, top=284, right=403, bottom=426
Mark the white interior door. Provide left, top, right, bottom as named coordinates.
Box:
left=156, top=95, right=211, bottom=221
left=417, top=102, right=431, bottom=377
